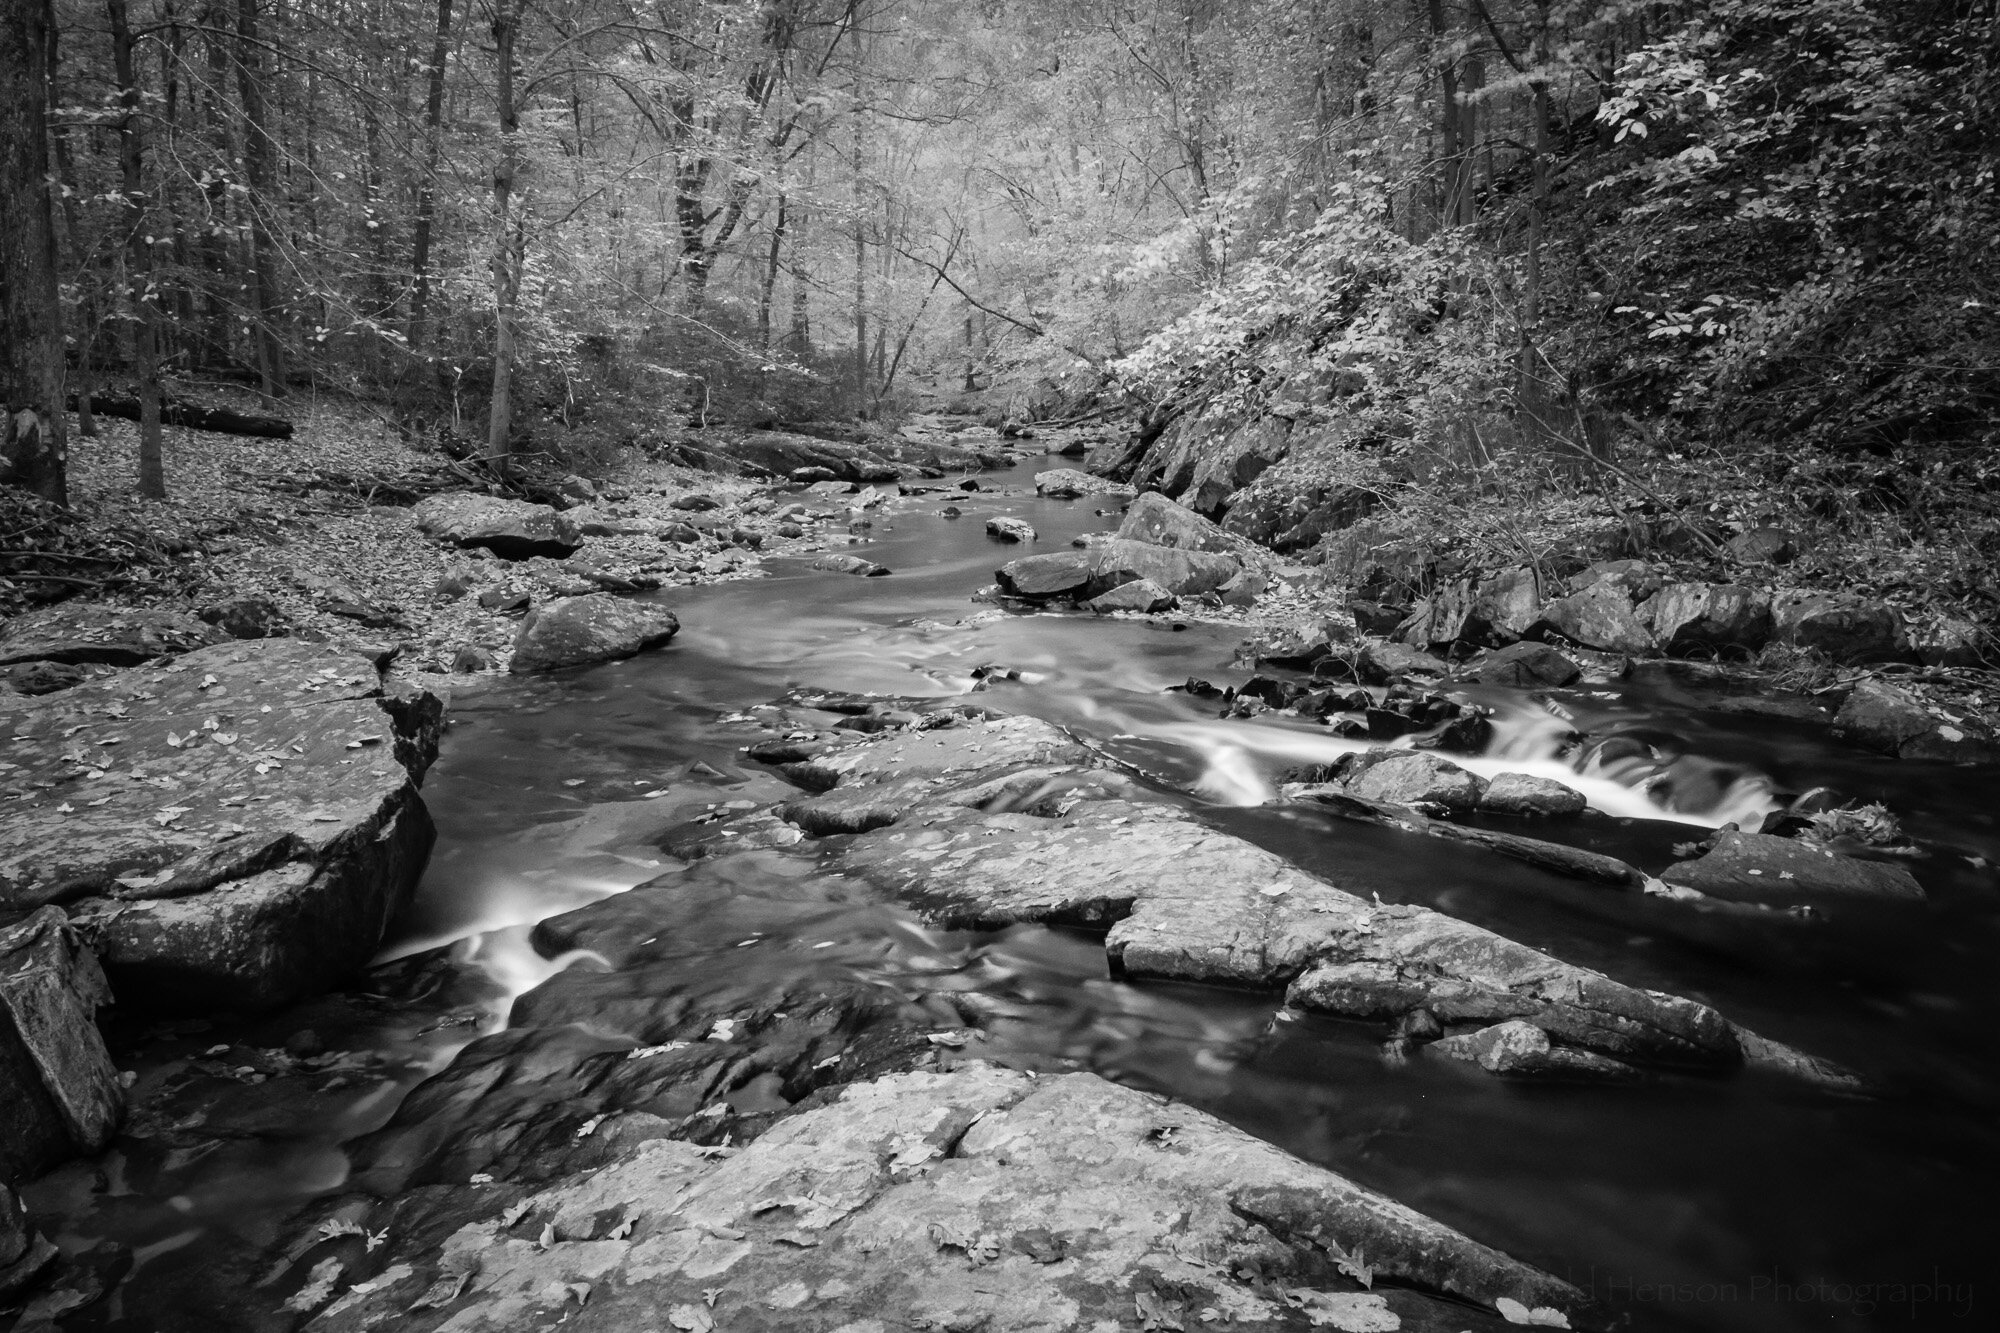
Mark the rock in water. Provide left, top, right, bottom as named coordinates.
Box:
left=985, top=516, right=1037, bottom=542
left=809, top=553, right=891, bottom=577
left=1661, top=830, right=1925, bottom=904
left=0, top=638, right=443, bottom=1011
left=1831, top=678, right=1999, bottom=761
left=1468, top=641, right=1582, bottom=687
left=0, top=1182, right=57, bottom=1301
left=1, top=908, right=123, bottom=1180
left=411, top=493, right=584, bottom=559
left=1480, top=772, right=1588, bottom=817
left=1085, top=538, right=1241, bottom=598
left=1333, top=750, right=1487, bottom=814
left=1117, top=490, right=1257, bottom=557
left=509, top=594, right=681, bottom=673
left=1034, top=467, right=1133, bottom=499
left=0, top=603, right=226, bottom=668
left=1085, top=577, right=1176, bottom=613
left=309, top=1066, right=1594, bottom=1333
left=1427, top=1019, right=1639, bottom=1080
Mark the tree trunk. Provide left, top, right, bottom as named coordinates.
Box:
left=108, top=0, right=164, bottom=498
left=757, top=194, right=787, bottom=350
left=406, top=0, right=452, bottom=355
left=236, top=0, right=285, bottom=402
left=486, top=0, right=520, bottom=474
left=0, top=0, right=68, bottom=504
left=851, top=115, right=867, bottom=400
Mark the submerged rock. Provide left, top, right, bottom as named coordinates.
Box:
left=1661, top=830, right=1924, bottom=905
left=509, top=595, right=680, bottom=674
left=1, top=908, right=123, bottom=1180
left=412, top=493, right=584, bottom=560
left=0, top=638, right=442, bottom=1010
left=0, top=1183, right=56, bottom=1301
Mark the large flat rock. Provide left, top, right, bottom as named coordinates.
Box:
left=833, top=798, right=1740, bottom=1068
left=306, top=1065, right=1595, bottom=1333
left=0, top=638, right=441, bottom=1010
left=0, top=602, right=226, bottom=669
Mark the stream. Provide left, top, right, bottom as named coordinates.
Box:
left=20, top=455, right=2000, bottom=1332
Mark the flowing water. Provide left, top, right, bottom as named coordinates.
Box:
left=22, top=457, right=2000, bottom=1331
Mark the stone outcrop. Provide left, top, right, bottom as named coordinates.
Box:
left=0, top=603, right=225, bottom=670
left=0, top=638, right=441, bottom=1010
left=509, top=595, right=680, bottom=674
left=1222, top=479, right=1379, bottom=553
left=306, top=1066, right=1596, bottom=1333
left=1, top=908, right=123, bottom=1180
left=412, top=493, right=584, bottom=560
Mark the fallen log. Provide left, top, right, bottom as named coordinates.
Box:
left=66, top=394, right=294, bottom=439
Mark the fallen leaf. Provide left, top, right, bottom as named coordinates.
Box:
left=282, top=1257, right=344, bottom=1313
left=1295, top=1290, right=1400, bottom=1330
left=410, top=1267, right=473, bottom=1310
left=1496, top=1297, right=1572, bottom=1327
left=669, top=1303, right=716, bottom=1332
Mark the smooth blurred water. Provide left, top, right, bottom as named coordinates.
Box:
left=24, top=456, right=2000, bottom=1332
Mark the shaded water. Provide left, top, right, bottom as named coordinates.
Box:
left=23, top=458, right=2000, bottom=1330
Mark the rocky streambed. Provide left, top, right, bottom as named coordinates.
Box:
left=3, top=451, right=1997, bottom=1333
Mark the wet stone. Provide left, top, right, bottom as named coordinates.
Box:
left=0, top=638, right=442, bottom=1011
left=1, top=908, right=123, bottom=1181
left=509, top=595, right=680, bottom=674
left=1661, top=830, right=1926, bottom=905
left=313, top=1066, right=1596, bottom=1333
left=1480, top=772, right=1588, bottom=818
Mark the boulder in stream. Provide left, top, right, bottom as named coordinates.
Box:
left=309, top=1065, right=1596, bottom=1333
left=0, top=638, right=442, bottom=1010
left=1480, top=772, right=1588, bottom=817
left=1, top=908, right=123, bottom=1180
left=1329, top=750, right=1487, bottom=815
left=1033, top=467, right=1132, bottom=499
left=1465, top=641, right=1583, bottom=688
left=509, top=594, right=681, bottom=674
left=996, top=539, right=1241, bottom=602
left=1661, top=830, right=1924, bottom=905
left=985, top=515, right=1037, bottom=543
left=411, top=493, right=584, bottom=560
left=1831, top=678, right=1999, bottom=761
